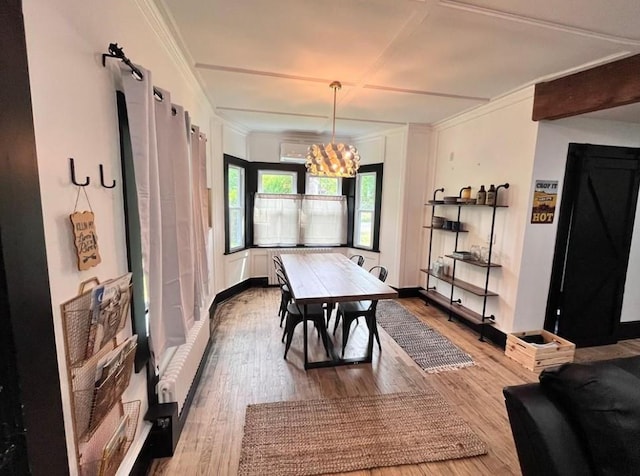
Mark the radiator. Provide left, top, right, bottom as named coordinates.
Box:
left=157, top=317, right=209, bottom=415
left=267, top=248, right=337, bottom=284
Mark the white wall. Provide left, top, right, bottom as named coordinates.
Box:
left=22, top=0, right=220, bottom=473
left=378, top=128, right=408, bottom=288
left=400, top=125, right=431, bottom=288
left=514, top=117, right=640, bottom=330
left=428, top=88, right=539, bottom=333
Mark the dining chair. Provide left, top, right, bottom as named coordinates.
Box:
left=280, top=272, right=331, bottom=360
left=334, top=265, right=388, bottom=357
left=349, top=254, right=365, bottom=267
left=273, top=258, right=291, bottom=327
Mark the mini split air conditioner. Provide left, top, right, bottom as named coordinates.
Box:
left=280, top=143, right=310, bottom=164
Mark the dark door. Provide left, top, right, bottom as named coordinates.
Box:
left=0, top=230, right=29, bottom=475
left=546, top=143, right=640, bottom=347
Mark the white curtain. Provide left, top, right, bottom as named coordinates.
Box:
left=301, top=195, right=347, bottom=246
left=190, top=124, right=209, bottom=316
left=253, top=194, right=301, bottom=246
left=121, top=69, right=197, bottom=359
left=253, top=194, right=346, bottom=246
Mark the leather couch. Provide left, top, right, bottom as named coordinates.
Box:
left=503, top=355, right=640, bottom=476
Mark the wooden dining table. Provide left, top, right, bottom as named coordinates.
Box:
left=280, top=253, right=398, bottom=370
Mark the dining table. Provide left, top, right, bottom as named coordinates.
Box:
left=280, top=253, right=398, bottom=370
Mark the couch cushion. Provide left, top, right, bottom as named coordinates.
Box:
left=540, top=357, right=640, bottom=476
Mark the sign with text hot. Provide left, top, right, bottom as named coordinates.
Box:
left=531, top=180, right=558, bottom=224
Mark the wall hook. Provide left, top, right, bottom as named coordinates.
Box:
left=70, top=158, right=90, bottom=186
left=99, top=164, right=116, bottom=188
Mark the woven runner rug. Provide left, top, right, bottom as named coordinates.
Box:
left=238, top=391, right=487, bottom=476
left=376, top=300, right=475, bottom=373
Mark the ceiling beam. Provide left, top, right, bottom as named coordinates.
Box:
left=532, top=54, right=640, bottom=121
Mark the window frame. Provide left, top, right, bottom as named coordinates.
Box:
left=350, top=163, right=383, bottom=252
left=224, top=154, right=249, bottom=253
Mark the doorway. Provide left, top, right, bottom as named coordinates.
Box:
left=545, top=143, right=640, bottom=347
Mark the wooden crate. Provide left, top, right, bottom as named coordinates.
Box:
left=505, top=330, right=575, bottom=372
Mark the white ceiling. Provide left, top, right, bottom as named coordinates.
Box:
left=156, top=0, right=640, bottom=137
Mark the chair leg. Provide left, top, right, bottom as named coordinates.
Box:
left=341, top=316, right=355, bottom=358
left=366, top=315, right=382, bottom=351
left=283, top=319, right=298, bottom=359
left=316, top=320, right=331, bottom=358
left=333, top=309, right=342, bottom=335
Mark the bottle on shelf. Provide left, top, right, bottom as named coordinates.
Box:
left=476, top=185, right=486, bottom=205
left=486, top=184, right=496, bottom=206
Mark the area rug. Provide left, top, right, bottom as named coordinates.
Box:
left=238, top=391, right=487, bottom=476
left=376, top=300, right=475, bottom=373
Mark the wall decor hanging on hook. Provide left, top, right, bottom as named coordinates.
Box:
left=70, top=179, right=101, bottom=271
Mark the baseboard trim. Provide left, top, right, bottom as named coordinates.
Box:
left=395, top=287, right=421, bottom=298
left=618, top=320, right=640, bottom=340
left=418, top=289, right=507, bottom=348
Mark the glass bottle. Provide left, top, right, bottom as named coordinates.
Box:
left=486, top=184, right=496, bottom=206
left=476, top=185, right=486, bottom=205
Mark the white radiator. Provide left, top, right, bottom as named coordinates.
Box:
left=157, top=317, right=209, bottom=415
left=267, top=248, right=337, bottom=284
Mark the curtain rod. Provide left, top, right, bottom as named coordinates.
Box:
left=102, top=42, right=165, bottom=102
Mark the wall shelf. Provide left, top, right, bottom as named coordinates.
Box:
left=421, top=269, right=498, bottom=296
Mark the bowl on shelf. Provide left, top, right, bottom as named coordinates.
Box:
left=443, top=196, right=459, bottom=204
left=431, top=216, right=445, bottom=227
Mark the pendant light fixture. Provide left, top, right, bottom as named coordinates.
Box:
left=306, top=81, right=360, bottom=178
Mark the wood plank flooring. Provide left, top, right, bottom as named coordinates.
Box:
left=149, top=287, right=640, bottom=476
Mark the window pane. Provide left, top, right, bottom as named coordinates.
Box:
left=306, top=175, right=341, bottom=195
left=260, top=173, right=295, bottom=194
left=229, top=209, right=244, bottom=250
left=358, top=174, right=376, bottom=210
left=356, top=211, right=373, bottom=248
left=228, top=167, right=241, bottom=207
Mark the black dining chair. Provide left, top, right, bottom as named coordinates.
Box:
left=334, top=265, right=388, bottom=357
left=279, top=271, right=331, bottom=360
left=349, top=254, right=365, bottom=267
left=273, top=257, right=291, bottom=327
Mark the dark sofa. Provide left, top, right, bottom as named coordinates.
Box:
left=503, top=355, right=640, bottom=476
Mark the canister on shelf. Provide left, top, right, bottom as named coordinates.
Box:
left=476, top=185, right=486, bottom=205
left=486, top=184, right=496, bottom=206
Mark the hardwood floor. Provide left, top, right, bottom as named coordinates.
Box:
left=149, top=287, right=640, bottom=476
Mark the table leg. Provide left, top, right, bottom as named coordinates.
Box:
left=303, top=304, right=308, bottom=370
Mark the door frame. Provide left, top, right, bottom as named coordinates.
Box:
left=0, top=1, right=69, bottom=474
left=545, top=142, right=640, bottom=344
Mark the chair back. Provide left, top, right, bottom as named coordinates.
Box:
left=273, top=254, right=283, bottom=272
left=349, top=254, right=365, bottom=267
left=369, top=265, right=388, bottom=283
left=275, top=267, right=288, bottom=288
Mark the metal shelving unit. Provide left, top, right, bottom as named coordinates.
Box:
left=420, top=183, right=509, bottom=341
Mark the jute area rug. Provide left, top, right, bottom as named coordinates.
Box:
left=376, top=300, right=475, bottom=373
left=238, top=391, right=487, bottom=476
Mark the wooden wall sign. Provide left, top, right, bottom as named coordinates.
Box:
left=70, top=211, right=102, bottom=270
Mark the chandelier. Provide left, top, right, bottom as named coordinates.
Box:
left=306, top=81, right=360, bottom=178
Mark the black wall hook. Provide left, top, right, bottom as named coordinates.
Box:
left=70, top=158, right=90, bottom=186
left=99, top=164, right=116, bottom=188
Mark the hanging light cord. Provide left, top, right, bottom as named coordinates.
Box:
left=330, top=81, right=341, bottom=143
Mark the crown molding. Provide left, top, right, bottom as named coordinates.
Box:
left=135, top=0, right=216, bottom=113
left=439, top=0, right=640, bottom=46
